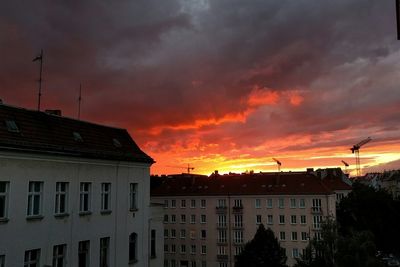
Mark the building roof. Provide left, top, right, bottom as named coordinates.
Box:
left=151, top=172, right=336, bottom=196
left=0, top=104, right=153, bottom=163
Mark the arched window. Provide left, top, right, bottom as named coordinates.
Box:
left=129, top=233, right=138, bottom=263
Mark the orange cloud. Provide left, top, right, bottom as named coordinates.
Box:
left=247, top=86, right=279, bottom=107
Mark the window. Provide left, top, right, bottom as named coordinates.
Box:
left=78, top=240, right=90, bottom=267
left=200, top=214, right=206, bottom=223
left=171, top=214, right=176, bottom=223
left=164, top=260, right=169, bottom=267
left=256, top=215, right=262, bottom=224
left=233, top=230, right=243, bottom=244
left=164, top=244, right=169, bottom=253
left=234, top=214, right=243, bottom=227
left=201, top=199, right=206, bottom=208
left=217, top=199, right=226, bottom=208
left=291, top=215, right=297, bottom=224
left=299, top=198, right=306, bottom=208
left=55, top=182, right=68, bottom=215
left=219, top=263, right=228, bottom=267
left=27, top=181, right=43, bottom=217
left=164, top=215, right=169, bottom=223
left=129, top=183, right=138, bottom=210
left=53, top=244, right=66, bottom=267
left=0, top=182, right=9, bottom=220
left=190, top=214, right=196, bottom=224
left=313, top=215, right=322, bottom=229
left=218, top=214, right=226, bottom=227
left=180, top=229, right=186, bottom=239
left=290, top=198, right=296, bottom=208
left=218, top=230, right=227, bottom=243
left=312, top=198, right=322, bottom=212
left=0, top=255, right=4, bottom=267
left=301, top=232, right=308, bottom=241
left=292, top=248, right=299, bottom=258
left=181, top=214, right=186, bottom=223
left=171, top=260, right=176, bottom=267
left=190, top=199, right=196, bottom=208
left=217, top=246, right=227, bottom=255
left=181, top=199, right=186, bottom=208
left=171, top=199, right=176, bottom=208
left=5, top=120, right=19, bottom=132
left=171, top=229, right=176, bottom=238
left=191, top=245, right=196, bottom=254
left=151, top=230, right=156, bottom=258
left=24, top=249, right=40, bottom=267
left=164, top=199, right=169, bottom=208
left=180, top=245, right=186, bottom=254
left=278, top=198, right=284, bottom=208
left=280, top=231, right=286, bottom=241
left=100, top=237, right=110, bottom=267
left=164, top=229, right=169, bottom=238
left=255, top=199, right=261, bottom=208
left=79, top=182, right=91, bottom=213
left=191, top=261, right=196, bottom=267
left=201, top=230, right=207, bottom=239
left=129, top=233, right=137, bottom=262
left=267, top=198, right=273, bottom=208
left=190, top=230, right=196, bottom=239
left=291, top=232, right=298, bottom=241
left=234, top=199, right=242, bottom=208
left=201, top=245, right=206, bottom=254
left=279, top=215, right=285, bottom=224
left=300, top=215, right=307, bottom=224
left=235, top=246, right=243, bottom=256
left=201, top=261, right=207, bottom=267
left=171, top=244, right=176, bottom=253
left=336, top=193, right=345, bottom=202
left=267, top=214, right=273, bottom=225
left=101, top=183, right=111, bottom=212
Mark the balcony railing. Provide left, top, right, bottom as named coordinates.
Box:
left=232, top=206, right=243, bottom=213
left=216, top=206, right=228, bottom=213
left=311, top=207, right=322, bottom=214
left=217, top=254, right=229, bottom=260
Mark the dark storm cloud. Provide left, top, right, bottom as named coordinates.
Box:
left=1, top=0, right=399, bottom=164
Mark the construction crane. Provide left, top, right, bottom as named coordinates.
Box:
left=341, top=160, right=349, bottom=174
left=167, top=164, right=195, bottom=174
left=272, top=158, right=282, bottom=172
left=350, top=137, right=371, bottom=177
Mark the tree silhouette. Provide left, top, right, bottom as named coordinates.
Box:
left=235, top=224, right=287, bottom=267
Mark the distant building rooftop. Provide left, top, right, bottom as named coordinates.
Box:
left=0, top=103, right=153, bottom=163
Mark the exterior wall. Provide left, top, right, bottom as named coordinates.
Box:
left=154, top=193, right=336, bottom=267
left=149, top=203, right=165, bottom=267
left=0, top=151, right=151, bottom=267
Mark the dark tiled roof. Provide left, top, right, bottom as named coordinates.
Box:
left=151, top=172, right=335, bottom=196
left=0, top=104, right=153, bottom=163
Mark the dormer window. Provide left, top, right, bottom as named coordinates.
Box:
left=73, top=132, right=83, bottom=142
left=112, top=138, right=122, bottom=148
left=5, top=120, right=19, bottom=133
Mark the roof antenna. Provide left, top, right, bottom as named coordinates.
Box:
left=33, top=49, right=44, bottom=111
left=78, top=83, right=82, bottom=120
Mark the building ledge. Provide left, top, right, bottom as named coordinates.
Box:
left=26, top=215, right=44, bottom=221
left=54, top=213, right=69, bottom=219
left=79, top=211, right=92, bottom=216
left=0, top=218, right=9, bottom=224
left=100, top=210, right=112, bottom=215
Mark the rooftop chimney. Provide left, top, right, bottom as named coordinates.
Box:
left=45, top=109, right=62, bottom=116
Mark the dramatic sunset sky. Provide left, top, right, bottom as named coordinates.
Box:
left=1, top=1, right=400, bottom=176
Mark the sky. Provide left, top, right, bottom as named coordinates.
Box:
left=1, top=0, right=400, bottom=176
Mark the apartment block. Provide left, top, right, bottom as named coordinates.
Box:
left=0, top=104, right=157, bottom=266
left=151, top=171, right=351, bottom=267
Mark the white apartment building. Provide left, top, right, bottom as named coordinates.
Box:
left=0, top=104, right=156, bottom=267
left=151, top=171, right=351, bottom=267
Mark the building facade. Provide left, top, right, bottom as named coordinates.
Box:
left=0, top=104, right=155, bottom=266
left=152, top=171, right=351, bottom=267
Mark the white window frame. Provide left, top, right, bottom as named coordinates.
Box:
left=256, top=214, right=262, bottom=224
left=291, top=215, right=297, bottom=224
left=129, top=183, right=138, bottom=211
left=55, top=182, right=68, bottom=215
left=299, top=198, right=306, bottom=208
left=290, top=198, right=296, bottom=208
left=24, top=248, right=41, bottom=267
left=79, top=182, right=91, bottom=213
left=267, top=198, right=273, bottom=208
left=190, top=214, right=196, bottom=224
left=201, top=199, right=206, bottom=208
left=255, top=199, right=261, bottom=208
left=27, top=181, right=43, bottom=217
left=190, top=199, right=196, bottom=208
left=267, top=214, right=273, bottom=225
left=300, top=215, right=307, bottom=224
left=291, top=231, right=298, bottom=241
left=280, top=231, right=286, bottom=241
left=53, top=244, right=67, bottom=267
left=0, top=182, right=9, bottom=220
left=200, top=214, right=206, bottom=224
left=279, top=215, right=285, bottom=224
left=201, top=245, right=206, bottom=255
left=101, top=183, right=111, bottom=212
left=100, top=237, right=110, bottom=267
left=278, top=198, right=284, bottom=209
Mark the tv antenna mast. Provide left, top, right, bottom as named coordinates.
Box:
left=32, top=49, right=44, bottom=111
left=78, top=83, right=82, bottom=120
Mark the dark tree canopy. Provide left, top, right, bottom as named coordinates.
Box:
left=235, top=224, right=287, bottom=267
left=337, top=182, right=400, bottom=254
